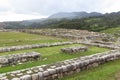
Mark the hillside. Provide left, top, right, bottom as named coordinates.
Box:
left=0, top=11, right=103, bottom=29
left=101, top=27, right=120, bottom=37
left=0, top=11, right=120, bottom=32
left=49, top=12, right=102, bottom=19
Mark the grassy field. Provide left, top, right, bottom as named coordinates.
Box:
left=0, top=31, right=67, bottom=47
left=1, top=31, right=119, bottom=80
left=0, top=44, right=109, bottom=73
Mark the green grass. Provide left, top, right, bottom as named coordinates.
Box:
left=0, top=44, right=109, bottom=73
left=101, top=27, right=120, bottom=35
left=60, top=59, right=120, bottom=80
left=0, top=31, right=117, bottom=80
left=0, top=31, right=67, bottom=47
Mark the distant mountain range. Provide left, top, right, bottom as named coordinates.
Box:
left=0, top=11, right=120, bottom=31
left=49, top=12, right=102, bottom=19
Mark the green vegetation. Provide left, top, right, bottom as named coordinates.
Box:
left=0, top=44, right=109, bottom=73
left=3, top=12, right=120, bottom=32
left=0, top=31, right=67, bottom=47
left=60, top=59, right=120, bottom=80
left=101, top=27, right=120, bottom=37
left=0, top=31, right=118, bottom=80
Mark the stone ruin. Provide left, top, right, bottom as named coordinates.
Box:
left=1, top=49, right=120, bottom=80
left=76, top=41, right=119, bottom=50
left=0, top=42, right=74, bottom=53
left=19, top=29, right=115, bottom=42
left=91, top=40, right=113, bottom=45
left=0, top=52, right=41, bottom=67
left=61, top=46, right=87, bottom=54
left=0, top=41, right=119, bottom=54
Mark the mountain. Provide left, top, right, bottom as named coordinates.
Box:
left=1, top=11, right=120, bottom=32
left=48, top=12, right=103, bottom=19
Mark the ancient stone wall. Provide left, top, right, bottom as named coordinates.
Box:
left=61, top=46, right=87, bottom=54
left=0, top=41, right=119, bottom=54
left=92, top=41, right=113, bottom=45
left=0, top=52, right=40, bottom=67
left=77, top=41, right=119, bottom=49
left=1, top=50, right=120, bottom=80
left=0, top=42, right=74, bottom=53
left=19, top=29, right=115, bottom=42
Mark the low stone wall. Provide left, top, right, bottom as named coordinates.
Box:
left=19, top=29, right=115, bottom=42
left=77, top=42, right=119, bottom=49
left=92, top=41, right=113, bottom=45
left=1, top=50, right=120, bottom=80
left=61, top=46, right=87, bottom=54
left=0, top=42, right=74, bottom=53
left=0, top=41, right=118, bottom=53
left=0, top=52, right=40, bottom=67
left=0, top=40, right=118, bottom=54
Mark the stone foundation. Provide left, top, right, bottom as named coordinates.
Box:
left=0, top=42, right=74, bottom=53
left=0, top=41, right=118, bottom=53
left=1, top=50, right=120, bottom=80
left=61, top=46, right=87, bottom=54
left=77, top=41, right=119, bottom=49
left=0, top=52, right=40, bottom=67
left=19, top=29, right=115, bottom=42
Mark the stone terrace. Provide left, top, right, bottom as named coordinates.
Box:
left=0, top=49, right=120, bottom=80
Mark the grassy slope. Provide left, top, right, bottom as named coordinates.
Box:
left=101, top=27, right=120, bottom=35
left=0, top=44, right=108, bottom=73
left=0, top=31, right=67, bottom=47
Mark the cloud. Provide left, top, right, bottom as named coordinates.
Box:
left=100, top=0, right=120, bottom=13
left=8, top=0, right=120, bottom=15
left=0, top=0, right=120, bottom=21
left=0, top=0, right=13, bottom=12
left=0, top=11, right=47, bottom=22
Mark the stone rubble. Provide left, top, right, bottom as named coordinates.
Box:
left=1, top=50, right=120, bottom=80
left=0, top=52, right=41, bottom=67
left=61, top=46, right=88, bottom=54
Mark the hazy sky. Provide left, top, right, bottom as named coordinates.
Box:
left=0, top=0, right=120, bottom=21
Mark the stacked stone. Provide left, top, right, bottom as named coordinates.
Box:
left=92, top=41, right=113, bottom=45
left=0, top=42, right=74, bottom=53
left=1, top=50, right=120, bottom=80
left=77, top=42, right=119, bottom=49
left=0, top=52, right=40, bottom=67
left=19, top=29, right=115, bottom=42
left=61, top=46, right=87, bottom=54
left=0, top=41, right=118, bottom=54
